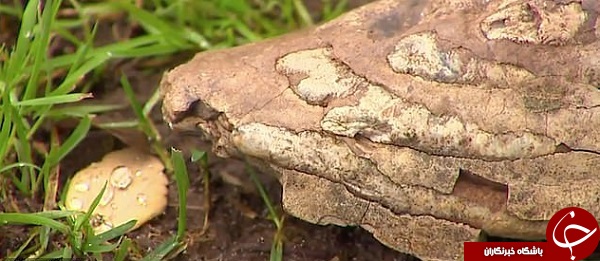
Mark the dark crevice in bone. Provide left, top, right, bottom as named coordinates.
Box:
left=572, top=148, right=600, bottom=155
left=452, top=169, right=508, bottom=214
left=340, top=177, right=482, bottom=230
left=188, top=100, right=221, bottom=121
left=554, top=142, right=572, bottom=153
left=338, top=178, right=481, bottom=233
left=555, top=135, right=600, bottom=156
left=277, top=152, right=481, bottom=231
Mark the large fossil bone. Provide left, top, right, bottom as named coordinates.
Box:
left=159, top=0, right=600, bottom=260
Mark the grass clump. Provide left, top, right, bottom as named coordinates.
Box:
left=0, top=0, right=348, bottom=259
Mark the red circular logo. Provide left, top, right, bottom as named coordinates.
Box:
left=546, top=207, right=600, bottom=261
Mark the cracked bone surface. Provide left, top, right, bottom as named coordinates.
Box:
left=159, top=0, right=600, bottom=260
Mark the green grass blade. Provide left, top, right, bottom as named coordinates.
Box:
left=110, top=1, right=189, bottom=48
left=322, top=0, right=348, bottom=21
left=120, top=75, right=150, bottom=135
left=11, top=102, right=35, bottom=192
left=140, top=236, right=178, bottom=261
left=0, top=4, right=22, bottom=17
left=52, top=21, right=86, bottom=44
left=190, top=149, right=206, bottom=163
left=4, top=0, right=38, bottom=87
left=32, top=210, right=80, bottom=219
left=23, top=0, right=61, bottom=100
left=120, top=74, right=171, bottom=170
left=114, top=237, right=132, bottom=261
left=73, top=181, right=107, bottom=232
left=0, top=162, right=40, bottom=174
left=279, top=0, right=296, bottom=29
left=61, top=246, right=73, bottom=259
left=246, top=163, right=281, bottom=229
left=84, top=241, right=120, bottom=253
left=143, top=88, right=161, bottom=116
left=26, top=105, right=50, bottom=139
left=0, top=94, right=16, bottom=169
left=171, top=148, right=189, bottom=241
left=63, top=23, right=98, bottom=79
left=50, top=52, right=111, bottom=96
left=182, top=27, right=211, bottom=49
left=40, top=249, right=68, bottom=258
left=270, top=239, right=283, bottom=261
left=5, top=230, right=37, bottom=259
left=111, top=43, right=183, bottom=58
left=16, top=93, right=93, bottom=107
left=38, top=245, right=74, bottom=259
left=47, top=104, right=127, bottom=118
left=96, top=120, right=139, bottom=129
left=69, top=229, right=84, bottom=256
left=89, top=220, right=136, bottom=244
left=39, top=115, right=91, bottom=193
left=45, top=115, right=92, bottom=167
left=0, top=213, right=70, bottom=234
left=293, top=0, right=314, bottom=26
left=233, top=20, right=262, bottom=42
left=37, top=226, right=52, bottom=258
left=77, top=2, right=122, bottom=17
left=42, top=35, right=158, bottom=70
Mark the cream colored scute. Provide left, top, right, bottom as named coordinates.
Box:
left=65, top=147, right=169, bottom=234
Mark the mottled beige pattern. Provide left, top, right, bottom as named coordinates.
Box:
left=159, top=0, right=600, bottom=260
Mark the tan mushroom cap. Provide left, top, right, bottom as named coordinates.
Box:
left=65, top=147, right=169, bottom=234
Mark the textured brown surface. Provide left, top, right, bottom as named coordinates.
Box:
left=159, top=0, right=600, bottom=260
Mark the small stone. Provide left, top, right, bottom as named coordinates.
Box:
left=110, top=166, right=133, bottom=189
left=135, top=170, right=143, bottom=177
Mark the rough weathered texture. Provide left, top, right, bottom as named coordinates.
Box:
left=159, top=0, right=600, bottom=260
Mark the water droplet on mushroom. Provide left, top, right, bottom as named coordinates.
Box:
left=136, top=193, right=148, bottom=206
left=99, top=187, right=114, bottom=206
left=70, top=198, right=83, bottom=210
left=110, top=166, right=133, bottom=189
left=74, top=182, right=90, bottom=192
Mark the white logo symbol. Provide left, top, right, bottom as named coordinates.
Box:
left=552, top=210, right=597, bottom=260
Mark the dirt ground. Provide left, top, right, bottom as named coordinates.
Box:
left=0, top=1, right=422, bottom=260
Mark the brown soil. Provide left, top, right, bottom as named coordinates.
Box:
left=0, top=1, right=420, bottom=260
